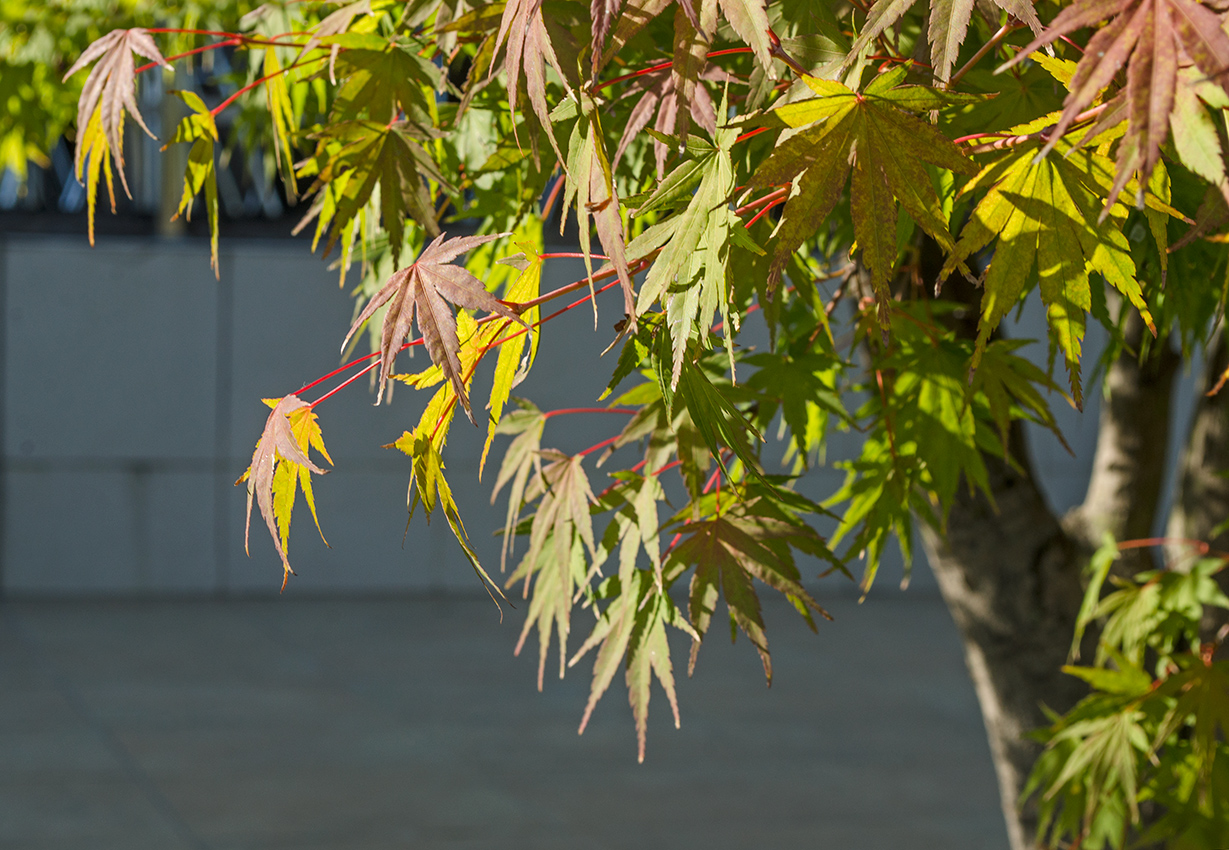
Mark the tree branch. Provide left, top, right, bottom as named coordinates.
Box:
left=1064, top=302, right=1181, bottom=570
left=1166, top=328, right=1229, bottom=641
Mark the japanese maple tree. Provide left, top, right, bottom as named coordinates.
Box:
left=13, top=0, right=1229, bottom=844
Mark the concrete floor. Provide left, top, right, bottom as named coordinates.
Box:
left=0, top=591, right=1010, bottom=850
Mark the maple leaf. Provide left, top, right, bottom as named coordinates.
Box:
left=481, top=245, right=544, bottom=475
left=490, top=0, right=576, bottom=157
left=237, top=395, right=330, bottom=591
left=329, top=39, right=440, bottom=126
left=938, top=117, right=1180, bottom=405
left=1001, top=0, right=1229, bottom=208
left=1152, top=657, right=1229, bottom=788
left=299, top=120, right=449, bottom=266
left=845, top=0, right=1041, bottom=83
left=631, top=110, right=762, bottom=385
left=746, top=68, right=979, bottom=321
left=563, top=115, right=638, bottom=323
left=592, top=0, right=626, bottom=75
left=611, top=63, right=728, bottom=177
left=64, top=28, right=171, bottom=201
left=570, top=567, right=694, bottom=762
left=490, top=400, right=547, bottom=571
left=163, top=91, right=220, bottom=277
left=261, top=47, right=299, bottom=205
left=392, top=423, right=508, bottom=612
left=507, top=448, right=599, bottom=688
left=666, top=497, right=831, bottom=683
left=293, top=0, right=373, bottom=81
left=341, top=232, right=528, bottom=421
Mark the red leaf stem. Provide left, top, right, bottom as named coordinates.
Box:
left=543, top=407, right=637, bottom=418
left=735, top=126, right=771, bottom=144
left=733, top=187, right=788, bottom=216
left=596, top=47, right=755, bottom=91
left=538, top=252, right=611, bottom=260
left=308, top=357, right=382, bottom=407
left=135, top=38, right=241, bottom=74
left=745, top=195, right=787, bottom=227
left=578, top=435, right=622, bottom=457
left=211, top=54, right=329, bottom=117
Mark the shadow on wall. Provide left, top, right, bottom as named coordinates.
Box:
left=0, top=235, right=1200, bottom=596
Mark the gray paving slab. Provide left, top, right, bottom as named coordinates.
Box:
left=0, top=593, right=1010, bottom=850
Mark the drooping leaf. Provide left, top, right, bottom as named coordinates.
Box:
left=341, top=231, right=528, bottom=417
left=570, top=568, right=693, bottom=761
left=666, top=500, right=830, bottom=683
left=490, top=400, right=547, bottom=571
left=490, top=0, right=575, bottom=157
left=591, top=0, right=625, bottom=74
left=392, top=423, right=508, bottom=610
left=939, top=121, right=1178, bottom=404
left=237, top=395, right=330, bottom=591
left=482, top=243, right=544, bottom=475
left=261, top=47, right=299, bottom=204
left=845, top=0, right=1041, bottom=82
left=611, top=63, right=726, bottom=178
left=300, top=120, right=449, bottom=266
left=164, top=90, right=220, bottom=277
left=562, top=115, right=638, bottom=323
left=63, top=28, right=170, bottom=200
left=1001, top=0, right=1229, bottom=208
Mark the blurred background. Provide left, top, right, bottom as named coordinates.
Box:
left=0, top=86, right=1202, bottom=849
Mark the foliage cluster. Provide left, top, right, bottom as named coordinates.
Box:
left=12, top=0, right=1229, bottom=843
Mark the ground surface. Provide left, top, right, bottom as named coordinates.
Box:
left=0, top=591, right=1009, bottom=850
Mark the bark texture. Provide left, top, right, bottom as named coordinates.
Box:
left=1166, top=330, right=1229, bottom=643
left=915, top=250, right=1182, bottom=847
left=919, top=446, right=1085, bottom=850
left=1064, top=307, right=1182, bottom=569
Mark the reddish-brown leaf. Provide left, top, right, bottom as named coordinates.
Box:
left=341, top=232, right=528, bottom=421
left=492, top=0, right=573, bottom=157
left=1004, top=0, right=1229, bottom=205
left=63, top=29, right=171, bottom=199
left=592, top=0, right=625, bottom=74
left=242, top=395, right=326, bottom=588
left=612, top=65, right=726, bottom=175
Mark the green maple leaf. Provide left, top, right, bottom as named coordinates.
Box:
left=329, top=38, right=440, bottom=125
left=1153, top=657, right=1229, bottom=790
left=490, top=400, right=547, bottom=572
left=635, top=115, right=761, bottom=385
left=747, top=68, right=979, bottom=323
left=164, top=90, right=220, bottom=278
left=301, top=120, right=450, bottom=267
left=666, top=498, right=830, bottom=683
left=570, top=567, right=695, bottom=762
left=505, top=447, right=599, bottom=688
left=393, top=425, right=508, bottom=611
left=938, top=119, right=1178, bottom=406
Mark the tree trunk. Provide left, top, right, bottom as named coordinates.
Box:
left=919, top=444, right=1086, bottom=850
left=1166, top=329, right=1229, bottom=644
left=913, top=255, right=1182, bottom=847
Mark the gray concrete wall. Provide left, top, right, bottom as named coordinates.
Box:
left=0, top=234, right=1201, bottom=596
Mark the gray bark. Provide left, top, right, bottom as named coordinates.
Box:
left=1064, top=307, right=1182, bottom=571
left=915, top=282, right=1181, bottom=848
left=1166, top=329, right=1229, bottom=644
left=919, top=443, right=1086, bottom=850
